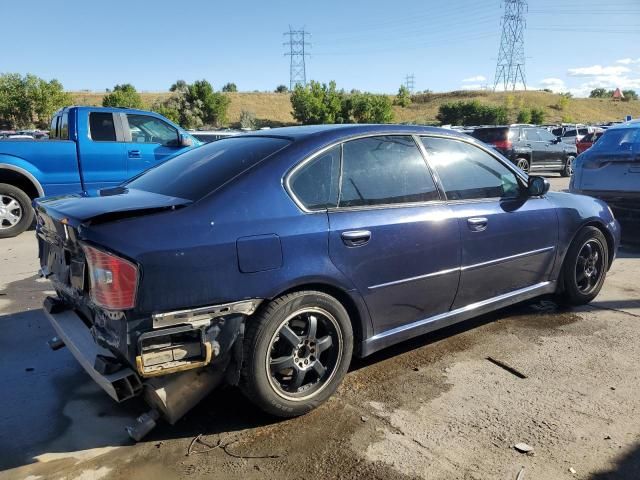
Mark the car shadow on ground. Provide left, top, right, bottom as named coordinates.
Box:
left=590, top=443, right=640, bottom=479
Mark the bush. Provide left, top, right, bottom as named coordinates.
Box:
left=102, top=84, right=143, bottom=109
left=622, top=89, right=638, bottom=101
left=556, top=95, right=570, bottom=111
left=290, top=81, right=345, bottom=124
left=530, top=107, right=546, bottom=124
left=239, top=110, right=256, bottom=129
left=349, top=93, right=394, bottom=123
left=222, top=82, right=237, bottom=93
left=275, top=85, right=288, bottom=93
left=152, top=79, right=230, bottom=129
left=436, top=100, right=508, bottom=126
left=516, top=108, right=532, bottom=124
left=0, top=73, right=72, bottom=128
left=394, top=85, right=412, bottom=107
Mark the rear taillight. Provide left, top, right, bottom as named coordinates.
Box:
left=82, top=244, right=138, bottom=310
left=492, top=140, right=513, bottom=150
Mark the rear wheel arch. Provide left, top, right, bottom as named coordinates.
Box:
left=266, top=282, right=369, bottom=356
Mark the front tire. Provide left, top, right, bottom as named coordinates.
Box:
left=561, top=156, right=574, bottom=177
left=515, top=158, right=530, bottom=173
left=0, top=184, right=34, bottom=239
left=558, top=226, right=608, bottom=306
left=240, top=291, right=353, bottom=417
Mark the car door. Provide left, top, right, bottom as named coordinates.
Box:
left=79, top=111, right=128, bottom=193
left=538, top=127, right=565, bottom=165
left=326, top=135, right=461, bottom=335
left=420, top=136, right=558, bottom=308
left=522, top=127, right=546, bottom=167
left=122, top=113, right=188, bottom=177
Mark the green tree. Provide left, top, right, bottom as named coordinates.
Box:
left=102, top=84, right=143, bottom=109
left=349, top=93, right=394, bottom=123
left=556, top=94, right=570, bottom=111
left=516, top=108, right=532, bottom=124
left=0, top=73, right=71, bottom=128
left=394, top=85, right=412, bottom=107
left=530, top=107, right=546, bottom=124
left=290, top=81, right=344, bottom=124
left=222, top=82, right=237, bottom=92
left=275, top=85, right=288, bottom=93
left=622, top=89, right=638, bottom=101
left=589, top=88, right=608, bottom=98
left=239, top=110, right=256, bottom=129
left=436, top=100, right=507, bottom=126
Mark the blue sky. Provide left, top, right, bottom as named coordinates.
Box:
left=3, top=0, right=639, bottom=96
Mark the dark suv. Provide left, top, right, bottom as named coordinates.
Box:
left=471, top=125, right=577, bottom=176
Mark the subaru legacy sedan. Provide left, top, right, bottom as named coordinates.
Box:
left=35, top=125, right=619, bottom=424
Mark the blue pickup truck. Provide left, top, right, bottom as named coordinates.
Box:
left=0, top=106, right=199, bottom=238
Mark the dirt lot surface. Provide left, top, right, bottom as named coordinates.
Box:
left=1, top=175, right=640, bottom=480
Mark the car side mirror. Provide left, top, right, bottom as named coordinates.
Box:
left=178, top=134, right=193, bottom=148
left=554, top=137, right=562, bottom=144
left=528, top=176, right=550, bottom=196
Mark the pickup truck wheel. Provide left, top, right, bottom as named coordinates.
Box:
left=515, top=158, right=530, bottom=173
left=240, top=291, right=353, bottom=417
left=558, top=226, right=608, bottom=306
left=561, top=156, right=575, bottom=177
left=0, top=184, right=34, bottom=239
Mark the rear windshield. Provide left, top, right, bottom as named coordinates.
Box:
left=591, top=127, right=640, bottom=152
left=126, top=136, right=290, bottom=201
left=470, top=128, right=510, bottom=143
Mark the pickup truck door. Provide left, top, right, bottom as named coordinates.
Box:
left=79, top=111, right=128, bottom=193
left=122, top=113, right=189, bottom=177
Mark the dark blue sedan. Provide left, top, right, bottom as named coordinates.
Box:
left=35, top=124, right=620, bottom=424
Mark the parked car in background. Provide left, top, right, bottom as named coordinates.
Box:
left=35, top=124, right=619, bottom=428
left=0, top=106, right=199, bottom=238
left=189, top=129, right=242, bottom=143
left=552, top=125, right=594, bottom=145
left=470, top=125, right=577, bottom=175
left=571, top=120, right=640, bottom=243
left=576, top=129, right=604, bottom=154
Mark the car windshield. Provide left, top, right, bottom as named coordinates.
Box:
left=126, top=136, right=291, bottom=201
left=591, top=127, right=639, bottom=152
left=470, top=128, right=510, bottom=143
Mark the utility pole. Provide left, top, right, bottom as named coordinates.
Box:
left=283, top=26, right=311, bottom=91
left=493, top=0, right=527, bottom=91
left=404, top=74, right=415, bottom=93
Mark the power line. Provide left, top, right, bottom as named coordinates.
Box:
left=494, top=0, right=528, bottom=92
left=283, top=26, right=311, bottom=90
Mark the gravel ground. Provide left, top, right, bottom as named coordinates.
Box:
left=1, top=175, right=640, bottom=480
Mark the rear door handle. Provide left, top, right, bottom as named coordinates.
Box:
left=341, top=230, right=371, bottom=247
left=467, top=217, right=488, bottom=232
left=128, top=150, right=141, bottom=158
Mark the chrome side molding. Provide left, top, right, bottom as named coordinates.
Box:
left=152, top=299, right=263, bottom=329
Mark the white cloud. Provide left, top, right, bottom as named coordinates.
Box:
left=462, top=75, right=487, bottom=83
left=616, top=58, right=640, bottom=65
left=539, top=77, right=566, bottom=92
left=567, top=65, right=631, bottom=77
left=460, top=84, right=485, bottom=90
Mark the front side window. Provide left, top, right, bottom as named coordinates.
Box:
left=127, top=114, right=178, bottom=145
left=421, top=137, right=521, bottom=201
left=289, top=146, right=340, bottom=210
left=523, top=129, right=540, bottom=141
left=538, top=129, right=557, bottom=142
left=89, top=112, right=117, bottom=141
left=339, top=136, right=439, bottom=208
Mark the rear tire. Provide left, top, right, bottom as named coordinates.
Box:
left=0, top=184, right=34, bottom=239
left=561, top=156, right=574, bottom=177
left=558, top=226, right=608, bottom=306
left=240, top=291, right=353, bottom=417
left=515, top=158, right=530, bottom=173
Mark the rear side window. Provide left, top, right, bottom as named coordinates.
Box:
left=89, top=112, right=117, bottom=141
left=421, top=137, right=521, bottom=200
left=49, top=116, right=59, bottom=139
left=127, top=136, right=290, bottom=201
left=59, top=113, right=69, bottom=140
left=470, top=128, right=510, bottom=143
left=339, top=136, right=439, bottom=208
left=289, top=145, right=340, bottom=210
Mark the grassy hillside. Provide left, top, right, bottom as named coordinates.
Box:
left=70, top=90, right=640, bottom=126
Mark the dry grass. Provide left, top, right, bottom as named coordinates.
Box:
left=69, top=90, right=640, bottom=126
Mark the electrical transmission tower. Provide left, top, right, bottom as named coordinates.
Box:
left=283, top=26, right=311, bottom=90
left=493, top=0, right=527, bottom=91
left=404, top=74, right=415, bottom=93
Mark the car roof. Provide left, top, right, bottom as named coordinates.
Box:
left=53, top=105, right=168, bottom=116
left=243, top=124, right=471, bottom=143
left=609, top=119, right=640, bottom=130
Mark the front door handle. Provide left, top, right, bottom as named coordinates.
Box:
left=128, top=150, right=141, bottom=158
left=467, top=217, right=488, bottom=232
left=341, top=230, right=371, bottom=247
